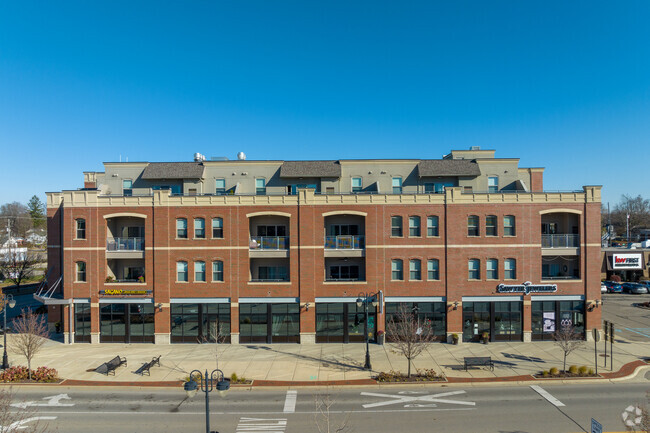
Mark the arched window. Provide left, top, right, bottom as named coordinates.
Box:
left=409, top=259, right=421, bottom=281
left=76, top=262, right=86, bottom=282
left=467, top=216, right=479, bottom=236
left=505, top=259, right=516, bottom=280
left=176, top=261, right=188, bottom=282
left=195, top=261, right=206, bottom=282
left=487, top=259, right=498, bottom=280
left=213, top=261, right=224, bottom=282
left=428, top=259, right=440, bottom=280
left=176, top=218, right=188, bottom=239
left=76, top=219, right=86, bottom=239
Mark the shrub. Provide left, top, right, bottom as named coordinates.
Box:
left=568, top=365, right=578, bottom=375
left=578, top=366, right=588, bottom=376
left=542, top=370, right=549, bottom=377
left=0, top=366, right=58, bottom=383
left=611, top=275, right=621, bottom=283
left=415, top=368, right=442, bottom=380
left=549, top=367, right=559, bottom=375
left=588, top=367, right=595, bottom=376
left=230, top=372, right=238, bottom=383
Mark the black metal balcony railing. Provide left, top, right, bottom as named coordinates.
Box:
left=325, top=277, right=365, bottom=282
left=541, top=234, right=580, bottom=248
left=541, top=275, right=580, bottom=280
left=250, top=278, right=290, bottom=282
left=107, top=237, right=144, bottom=251
left=105, top=278, right=145, bottom=283
left=324, top=235, right=365, bottom=250
left=249, top=236, right=289, bottom=250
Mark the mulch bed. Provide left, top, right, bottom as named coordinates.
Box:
left=533, top=373, right=601, bottom=379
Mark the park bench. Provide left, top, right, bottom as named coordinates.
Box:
left=94, top=356, right=127, bottom=375
left=135, top=355, right=162, bottom=376
left=463, top=356, right=494, bottom=371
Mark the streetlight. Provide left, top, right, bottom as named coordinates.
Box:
left=184, top=369, right=230, bottom=433
left=356, top=292, right=378, bottom=370
left=2, top=294, right=16, bottom=370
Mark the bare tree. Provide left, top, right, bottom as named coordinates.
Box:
left=313, top=392, right=351, bottom=433
left=0, top=202, right=32, bottom=240
left=199, top=321, right=229, bottom=371
left=9, top=308, right=49, bottom=381
left=386, top=303, right=436, bottom=377
left=0, top=247, right=42, bottom=288
left=0, top=388, right=53, bottom=432
left=552, top=325, right=584, bottom=373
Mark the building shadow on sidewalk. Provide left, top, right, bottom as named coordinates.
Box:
left=243, top=345, right=367, bottom=372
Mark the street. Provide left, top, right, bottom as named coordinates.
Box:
left=6, top=382, right=649, bottom=433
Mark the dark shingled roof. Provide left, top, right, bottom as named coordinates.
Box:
left=141, top=162, right=205, bottom=180
left=280, top=161, right=341, bottom=178
left=417, top=160, right=481, bottom=177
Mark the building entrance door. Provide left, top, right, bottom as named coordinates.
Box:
left=462, top=302, right=491, bottom=342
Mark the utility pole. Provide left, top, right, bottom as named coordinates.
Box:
left=626, top=213, right=630, bottom=244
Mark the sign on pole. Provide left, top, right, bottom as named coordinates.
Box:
left=591, top=418, right=602, bottom=433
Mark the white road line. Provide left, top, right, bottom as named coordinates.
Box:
left=530, top=385, right=565, bottom=407
left=283, top=390, right=297, bottom=413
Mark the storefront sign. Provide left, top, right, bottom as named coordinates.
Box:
left=100, top=289, right=152, bottom=296
left=611, top=253, right=643, bottom=270
left=497, top=281, right=557, bottom=295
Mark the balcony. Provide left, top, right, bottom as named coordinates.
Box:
left=324, top=235, right=365, bottom=258
left=541, top=234, right=580, bottom=256
left=249, top=236, right=289, bottom=258
left=106, top=237, right=145, bottom=259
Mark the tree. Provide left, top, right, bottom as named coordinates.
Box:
left=0, top=388, right=51, bottom=432
left=608, top=195, right=650, bottom=240
left=313, top=392, right=351, bottom=433
left=0, top=203, right=32, bottom=240
left=26, top=196, right=45, bottom=230
left=552, top=325, right=584, bottom=373
left=199, top=321, right=229, bottom=371
left=0, top=247, right=41, bottom=288
left=386, top=303, right=436, bottom=378
left=9, top=308, right=49, bottom=381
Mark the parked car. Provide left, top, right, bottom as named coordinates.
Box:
left=622, top=282, right=649, bottom=294
left=601, top=283, right=608, bottom=293
left=637, top=281, right=650, bottom=291
left=603, top=281, right=623, bottom=293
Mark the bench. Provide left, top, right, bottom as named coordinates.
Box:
left=135, top=355, right=162, bottom=376
left=464, top=356, right=494, bottom=371
left=95, top=356, right=127, bottom=375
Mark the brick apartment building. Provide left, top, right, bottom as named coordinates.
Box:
left=41, top=148, right=602, bottom=345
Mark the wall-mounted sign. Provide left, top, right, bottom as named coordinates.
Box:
left=100, top=289, right=152, bottom=296
left=497, top=281, right=558, bottom=295
left=611, top=253, right=643, bottom=270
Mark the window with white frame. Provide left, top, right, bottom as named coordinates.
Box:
left=212, top=261, right=224, bottom=281
left=467, top=215, right=479, bottom=236
left=255, top=178, right=266, bottom=195
left=486, top=258, right=498, bottom=280
left=391, top=216, right=403, bottom=237
left=427, top=259, right=440, bottom=280
left=76, top=219, right=86, bottom=239
left=486, top=215, right=498, bottom=236
left=504, top=215, right=516, bottom=236
left=409, top=216, right=421, bottom=237
left=176, top=218, right=188, bottom=239
left=392, top=177, right=402, bottom=194
left=215, top=178, right=226, bottom=195
left=123, top=179, right=133, bottom=196
left=504, top=258, right=516, bottom=280
left=76, top=262, right=86, bottom=282
left=194, top=218, right=205, bottom=239
left=409, top=259, right=421, bottom=280
left=468, top=259, right=480, bottom=280
left=488, top=176, right=498, bottom=193
left=212, top=218, right=223, bottom=238
left=391, top=259, right=403, bottom=280
left=351, top=177, right=362, bottom=193
left=176, top=261, right=188, bottom=282
left=427, top=216, right=439, bottom=237
left=194, top=261, right=206, bottom=282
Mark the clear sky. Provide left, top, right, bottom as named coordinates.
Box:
left=1, top=1, right=648, bottom=206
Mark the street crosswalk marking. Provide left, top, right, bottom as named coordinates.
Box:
left=530, top=385, right=565, bottom=407
left=283, top=390, right=297, bottom=413
left=361, top=390, right=475, bottom=409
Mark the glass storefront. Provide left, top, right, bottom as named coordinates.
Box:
left=463, top=301, right=522, bottom=342
left=385, top=302, right=446, bottom=341
left=100, top=303, right=154, bottom=343
left=239, top=303, right=299, bottom=343
left=171, top=303, right=231, bottom=343
left=532, top=300, right=584, bottom=341
left=316, top=303, right=376, bottom=343
left=74, top=303, right=91, bottom=343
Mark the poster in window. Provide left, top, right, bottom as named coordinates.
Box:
left=560, top=311, right=573, bottom=329
left=543, top=312, right=555, bottom=333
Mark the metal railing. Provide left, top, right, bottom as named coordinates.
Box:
left=324, top=235, right=365, bottom=250
left=325, top=277, right=365, bottom=282
left=105, top=278, right=144, bottom=283
left=541, top=275, right=580, bottom=280
left=541, top=234, right=580, bottom=248
left=250, top=278, right=290, bottom=282
left=106, top=237, right=144, bottom=251
left=249, top=236, right=289, bottom=250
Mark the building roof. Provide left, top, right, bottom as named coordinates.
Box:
left=141, top=162, right=205, bottom=180
left=417, top=160, right=481, bottom=177
left=279, top=161, right=341, bottom=178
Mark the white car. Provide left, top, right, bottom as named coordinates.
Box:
left=601, top=283, right=608, bottom=293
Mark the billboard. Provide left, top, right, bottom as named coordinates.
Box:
left=611, top=253, right=643, bottom=270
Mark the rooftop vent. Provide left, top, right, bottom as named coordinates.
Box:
left=470, top=146, right=481, bottom=151
left=210, top=156, right=229, bottom=161
left=237, top=152, right=246, bottom=160
left=194, top=153, right=206, bottom=162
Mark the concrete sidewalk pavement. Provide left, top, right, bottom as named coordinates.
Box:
left=5, top=333, right=647, bottom=385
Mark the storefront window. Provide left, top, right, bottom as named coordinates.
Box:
left=100, top=303, right=154, bottom=343
left=385, top=302, right=446, bottom=341
left=240, top=303, right=299, bottom=343
left=493, top=302, right=521, bottom=340
left=316, top=303, right=376, bottom=343
left=532, top=300, right=584, bottom=341
left=74, top=303, right=91, bottom=343
left=170, top=303, right=231, bottom=343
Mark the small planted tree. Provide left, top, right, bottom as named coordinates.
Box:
left=9, top=308, right=49, bottom=381
left=386, top=303, right=436, bottom=378
left=313, top=392, right=351, bottom=433
left=552, top=324, right=584, bottom=373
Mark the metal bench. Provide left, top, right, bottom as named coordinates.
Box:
left=135, top=355, right=162, bottom=376
left=463, top=356, right=494, bottom=371
left=95, top=356, right=127, bottom=375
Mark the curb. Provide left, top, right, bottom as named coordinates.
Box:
left=2, top=360, right=647, bottom=389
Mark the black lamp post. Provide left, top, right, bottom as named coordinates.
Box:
left=356, top=292, right=378, bottom=370
left=2, top=294, right=16, bottom=370
left=184, top=369, right=230, bottom=433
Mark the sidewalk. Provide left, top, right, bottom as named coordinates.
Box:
left=8, top=336, right=650, bottom=386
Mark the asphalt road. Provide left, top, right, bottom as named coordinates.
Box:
left=602, top=292, right=650, bottom=342
left=5, top=382, right=649, bottom=433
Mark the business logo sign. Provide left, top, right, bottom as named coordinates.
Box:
left=496, top=281, right=558, bottom=295
left=612, top=253, right=643, bottom=270
left=100, top=289, right=151, bottom=296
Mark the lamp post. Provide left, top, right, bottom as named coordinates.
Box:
left=2, top=294, right=16, bottom=370
left=356, top=292, right=378, bottom=370
left=183, top=368, right=229, bottom=433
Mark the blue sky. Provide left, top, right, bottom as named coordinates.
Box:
left=1, top=1, right=648, bottom=206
